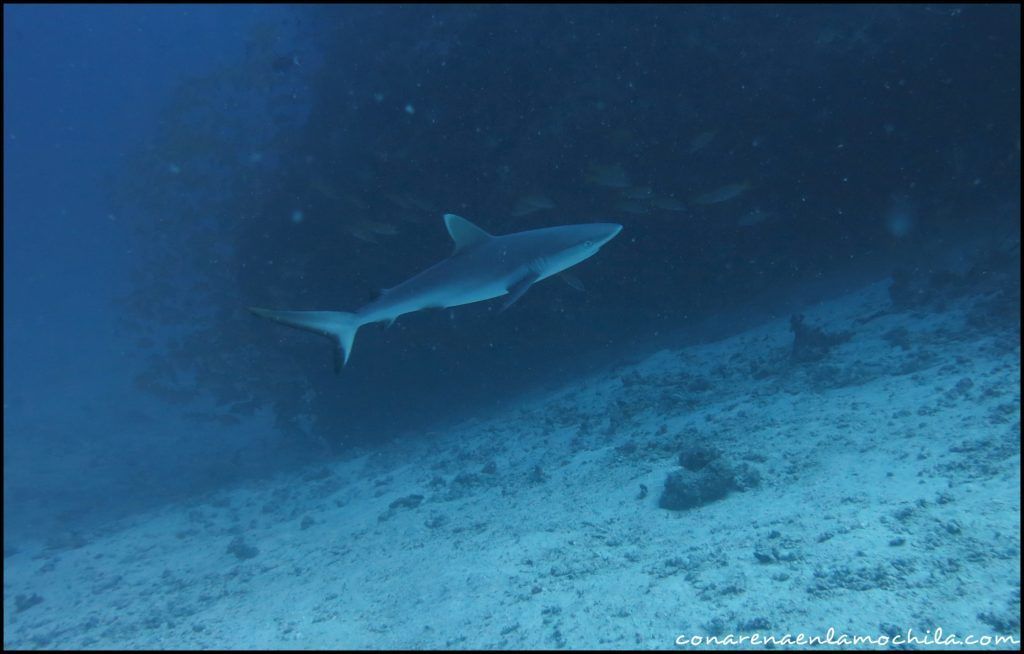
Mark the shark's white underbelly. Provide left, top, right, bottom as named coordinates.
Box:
left=439, top=279, right=512, bottom=307
left=358, top=278, right=510, bottom=325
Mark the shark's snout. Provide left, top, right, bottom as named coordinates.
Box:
left=598, top=223, right=623, bottom=246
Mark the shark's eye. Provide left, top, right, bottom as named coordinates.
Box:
left=584, top=240, right=594, bottom=247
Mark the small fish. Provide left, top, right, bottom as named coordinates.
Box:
left=385, top=193, right=415, bottom=210
left=692, top=181, right=752, bottom=205
left=607, top=128, right=636, bottom=148
left=585, top=163, right=631, bottom=188
left=271, top=53, right=300, bottom=73
left=737, top=208, right=776, bottom=227
left=688, top=130, right=717, bottom=153
left=510, top=194, right=556, bottom=217
left=614, top=199, right=649, bottom=215
left=360, top=220, right=399, bottom=236
left=510, top=204, right=543, bottom=217
left=309, top=176, right=341, bottom=201
left=404, top=195, right=433, bottom=212
left=649, top=196, right=686, bottom=212
left=347, top=226, right=379, bottom=243
left=621, top=186, right=654, bottom=200
left=526, top=194, right=556, bottom=209
left=339, top=190, right=370, bottom=210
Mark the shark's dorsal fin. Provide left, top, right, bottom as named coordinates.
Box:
left=444, top=214, right=492, bottom=253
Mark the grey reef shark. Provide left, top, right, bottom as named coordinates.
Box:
left=250, top=214, right=622, bottom=372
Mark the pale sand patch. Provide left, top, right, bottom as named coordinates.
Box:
left=4, top=281, right=1019, bottom=649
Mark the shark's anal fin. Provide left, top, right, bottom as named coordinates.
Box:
left=501, top=271, right=540, bottom=312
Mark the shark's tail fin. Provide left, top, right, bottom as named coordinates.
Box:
left=248, top=307, right=361, bottom=373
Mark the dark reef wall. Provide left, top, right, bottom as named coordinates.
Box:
left=117, top=5, right=1020, bottom=452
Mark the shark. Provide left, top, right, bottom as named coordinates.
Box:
left=249, top=213, right=622, bottom=371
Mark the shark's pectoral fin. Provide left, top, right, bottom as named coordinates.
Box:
left=501, top=271, right=540, bottom=312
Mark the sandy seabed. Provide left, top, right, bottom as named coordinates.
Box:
left=4, top=280, right=1020, bottom=650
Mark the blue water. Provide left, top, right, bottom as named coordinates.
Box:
left=4, top=4, right=1020, bottom=649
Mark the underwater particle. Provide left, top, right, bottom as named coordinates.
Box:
left=291, top=210, right=304, bottom=224
left=248, top=152, right=264, bottom=164
left=404, top=103, right=415, bottom=115
left=373, top=92, right=384, bottom=103
left=167, top=163, right=181, bottom=174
